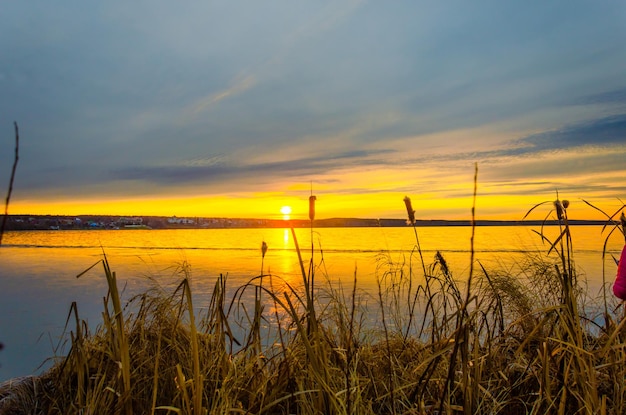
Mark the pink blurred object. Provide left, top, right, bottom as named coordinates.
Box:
left=613, top=245, right=626, bottom=300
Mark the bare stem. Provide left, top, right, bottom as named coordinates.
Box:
left=0, top=122, right=19, bottom=246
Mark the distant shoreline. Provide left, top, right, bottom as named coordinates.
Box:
left=2, top=214, right=611, bottom=231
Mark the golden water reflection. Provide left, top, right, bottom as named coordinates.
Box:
left=0, top=225, right=623, bottom=381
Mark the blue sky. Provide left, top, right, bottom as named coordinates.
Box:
left=1, top=1, right=625, bottom=219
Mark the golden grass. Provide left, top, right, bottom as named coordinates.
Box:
left=2, top=191, right=626, bottom=414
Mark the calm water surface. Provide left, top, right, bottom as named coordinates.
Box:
left=0, top=225, right=622, bottom=381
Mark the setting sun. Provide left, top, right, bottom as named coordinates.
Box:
left=280, top=205, right=292, bottom=220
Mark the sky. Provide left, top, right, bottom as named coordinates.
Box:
left=1, top=1, right=625, bottom=221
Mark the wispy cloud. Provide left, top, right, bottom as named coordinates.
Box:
left=183, top=75, right=256, bottom=119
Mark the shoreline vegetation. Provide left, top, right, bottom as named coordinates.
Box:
left=1, top=194, right=626, bottom=414
left=1, top=213, right=611, bottom=231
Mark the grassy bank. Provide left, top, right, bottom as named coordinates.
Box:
left=1, top=197, right=626, bottom=415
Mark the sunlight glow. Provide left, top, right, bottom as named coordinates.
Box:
left=280, top=205, right=292, bottom=220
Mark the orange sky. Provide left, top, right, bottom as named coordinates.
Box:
left=10, top=173, right=624, bottom=222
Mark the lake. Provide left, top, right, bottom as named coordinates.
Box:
left=0, top=225, right=623, bottom=382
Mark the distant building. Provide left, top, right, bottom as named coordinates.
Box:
left=118, top=217, right=143, bottom=226
left=167, top=216, right=195, bottom=225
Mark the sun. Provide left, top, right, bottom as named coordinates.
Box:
left=280, top=205, right=292, bottom=220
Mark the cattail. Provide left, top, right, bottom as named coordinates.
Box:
left=562, top=200, right=569, bottom=209
left=309, top=195, right=316, bottom=221
left=554, top=200, right=564, bottom=220
left=261, top=241, right=268, bottom=259
left=404, top=196, right=415, bottom=225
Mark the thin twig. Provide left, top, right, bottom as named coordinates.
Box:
left=0, top=122, right=19, bottom=246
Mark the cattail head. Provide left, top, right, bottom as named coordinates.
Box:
left=309, top=195, right=316, bottom=221
left=404, top=196, right=415, bottom=225
left=554, top=199, right=564, bottom=220
left=261, top=241, right=268, bottom=259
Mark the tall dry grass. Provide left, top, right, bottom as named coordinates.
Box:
left=3, top=189, right=626, bottom=414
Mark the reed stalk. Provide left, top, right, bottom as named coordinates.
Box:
left=179, top=276, right=204, bottom=415
left=0, top=121, right=19, bottom=246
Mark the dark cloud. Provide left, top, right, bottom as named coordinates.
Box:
left=572, top=87, right=626, bottom=106
left=412, top=113, right=626, bottom=165
left=110, top=149, right=394, bottom=187
left=514, top=114, right=626, bottom=151
left=482, top=182, right=626, bottom=200
left=375, top=113, right=626, bottom=199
